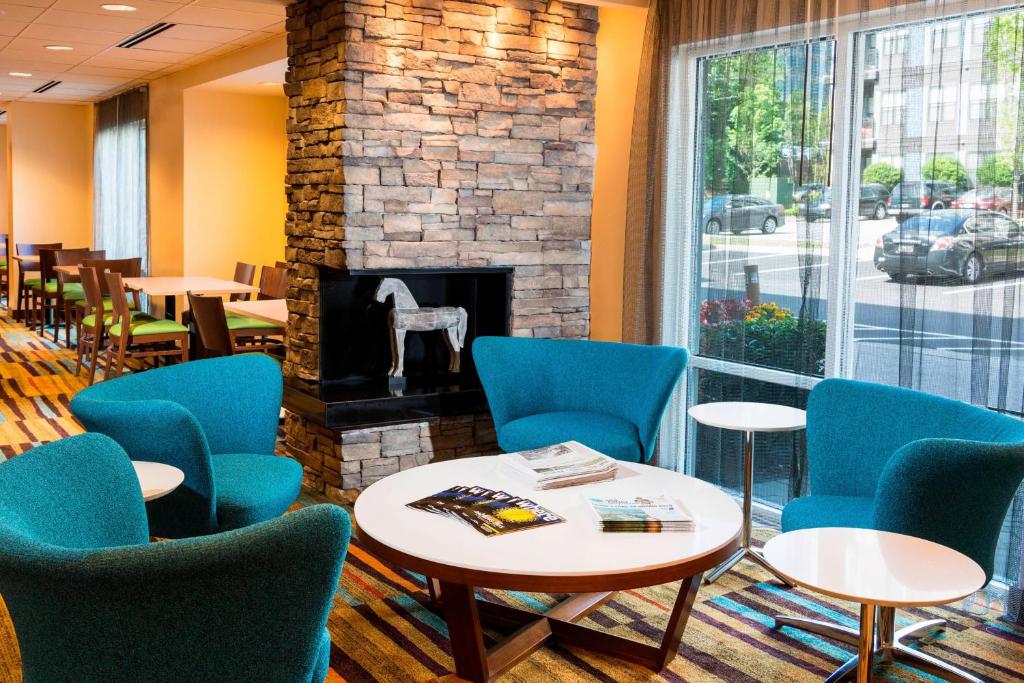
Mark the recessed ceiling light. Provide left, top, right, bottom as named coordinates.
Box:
left=9, top=72, right=31, bottom=78
left=45, top=45, right=73, bottom=51
left=101, top=4, right=137, bottom=11
left=260, top=81, right=283, bottom=86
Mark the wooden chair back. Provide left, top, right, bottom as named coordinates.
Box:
left=83, top=258, right=142, bottom=297
left=53, top=249, right=102, bottom=285
left=16, top=242, right=62, bottom=273
left=231, top=262, right=256, bottom=302
left=103, top=271, right=133, bottom=333
left=78, top=267, right=105, bottom=322
left=187, top=291, right=234, bottom=358
left=258, top=265, right=287, bottom=300
left=38, top=248, right=83, bottom=285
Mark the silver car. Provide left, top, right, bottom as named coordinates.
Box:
left=703, top=194, right=786, bottom=235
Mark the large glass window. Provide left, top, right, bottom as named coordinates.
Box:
left=678, top=6, right=1024, bottom=590
left=689, top=38, right=834, bottom=506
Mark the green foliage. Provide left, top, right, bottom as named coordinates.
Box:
left=985, top=13, right=1024, bottom=78
left=699, top=300, right=827, bottom=376
left=922, top=156, right=969, bottom=191
left=862, top=162, right=903, bottom=191
left=976, top=155, right=1015, bottom=187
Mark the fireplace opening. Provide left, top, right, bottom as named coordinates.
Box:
left=284, top=266, right=513, bottom=430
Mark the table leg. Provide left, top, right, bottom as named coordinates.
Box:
left=857, top=603, right=875, bottom=683
left=438, top=581, right=488, bottom=683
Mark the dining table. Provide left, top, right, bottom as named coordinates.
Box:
left=122, top=276, right=258, bottom=321
left=222, top=298, right=287, bottom=327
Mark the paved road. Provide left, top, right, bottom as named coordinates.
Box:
left=699, top=216, right=1024, bottom=412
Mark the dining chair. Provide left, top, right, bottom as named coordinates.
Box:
left=0, top=432, right=349, bottom=683
left=30, top=247, right=89, bottom=338
left=227, top=264, right=287, bottom=353
left=15, top=242, right=61, bottom=325
left=187, top=291, right=235, bottom=358
left=73, top=258, right=142, bottom=343
left=474, top=336, right=689, bottom=463
left=54, top=248, right=105, bottom=347
left=231, top=261, right=257, bottom=301
left=101, top=270, right=189, bottom=379
left=76, top=267, right=147, bottom=385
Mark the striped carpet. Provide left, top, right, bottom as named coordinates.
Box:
left=1, top=310, right=1023, bottom=681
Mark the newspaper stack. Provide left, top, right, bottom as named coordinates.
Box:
left=502, top=441, right=618, bottom=490
left=587, top=494, right=695, bottom=533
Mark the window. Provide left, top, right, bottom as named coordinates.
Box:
left=672, top=7, right=1024, bottom=590
left=928, top=86, right=957, bottom=122
left=690, top=38, right=834, bottom=507
left=879, top=91, right=904, bottom=125
left=94, top=88, right=149, bottom=267
left=882, top=30, right=909, bottom=55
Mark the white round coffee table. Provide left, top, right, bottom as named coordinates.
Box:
left=688, top=401, right=806, bottom=584
left=764, top=528, right=986, bottom=683
left=355, top=456, right=742, bottom=682
left=132, top=461, right=184, bottom=502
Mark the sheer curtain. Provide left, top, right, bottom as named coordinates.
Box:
left=624, top=0, right=1024, bottom=624
left=94, top=87, right=148, bottom=268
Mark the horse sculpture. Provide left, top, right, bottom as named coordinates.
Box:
left=374, top=278, right=468, bottom=378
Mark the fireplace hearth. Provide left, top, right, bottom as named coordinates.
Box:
left=285, top=266, right=512, bottom=430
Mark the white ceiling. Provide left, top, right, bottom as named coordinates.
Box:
left=0, top=0, right=286, bottom=106
left=192, top=55, right=283, bottom=95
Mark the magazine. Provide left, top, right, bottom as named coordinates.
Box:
left=406, top=485, right=564, bottom=537
left=502, top=441, right=618, bottom=490
left=586, top=494, right=695, bottom=533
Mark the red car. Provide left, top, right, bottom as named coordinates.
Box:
left=952, top=187, right=1016, bottom=214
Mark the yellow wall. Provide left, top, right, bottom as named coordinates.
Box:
left=7, top=102, right=93, bottom=287
left=148, top=34, right=286, bottom=277
left=0, top=125, right=9, bottom=236
left=590, top=5, right=647, bottom=341
left=183, top=90, right=287, bottom=280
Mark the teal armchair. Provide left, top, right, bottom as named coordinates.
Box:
left=70, top=354, right=303, bottom=538
left=776, top=378, right=1024, bottom=682
left=473, top=337, right=688, bottom=462
left=0, top=433, right=349, bottom=683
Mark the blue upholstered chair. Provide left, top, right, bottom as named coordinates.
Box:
left=775, top=378, right=1024, bottom=683
left=473, top=336, right=688, bottom=463
left=0, top=433, right=349, bottom=683
left=70, top=354, right=303, bottom=538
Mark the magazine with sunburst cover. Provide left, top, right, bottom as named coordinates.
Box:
left=405, top=485, right=564, bottom=536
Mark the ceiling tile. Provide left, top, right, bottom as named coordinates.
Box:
left=0, top=3, right=47, bottom=21
left=191, top=0, right=285, bottom=17
left=21, top=23, right=126, bottom=46
left=162, top=23, right=247, bottom=42
left=131, top=33, right=220, bottom=54
left=0, top=47, right=83, bottom=64
left=1, top=0, right=57, bottom=8
left=5, top=36, right=105, bottom=56
left=67, top=63, right=151, bottom=77
left=164, top=5, right=279, bottom=31
left=0, top=20, right=29, bottom=36
left=47, top=0, right=180, bottom=22
left=34, top=9, right=151, bottom=33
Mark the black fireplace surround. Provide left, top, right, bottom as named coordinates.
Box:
left=284, top=266, right=513, bottom=430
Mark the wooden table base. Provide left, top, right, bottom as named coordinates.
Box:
left=429, top=574, right=703, bottom=682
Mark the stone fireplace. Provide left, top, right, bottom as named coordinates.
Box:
left=283, top=0, right=597, bottom=502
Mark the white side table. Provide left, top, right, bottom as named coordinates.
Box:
left=765, top=528, right=986, bottom=683
left=132, top=461, right=185, bottom=502
left=688, top=401, right=806, bottom=583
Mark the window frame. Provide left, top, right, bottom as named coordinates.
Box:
left=663, top=0, right=1024, bottom=476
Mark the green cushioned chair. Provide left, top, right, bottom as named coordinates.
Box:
left=473, top=336, right=688, bottom=463
left=70, top=355, right=303, bottom=538
left=774, top=378, right=1024, bottom=682
left=226, top=314, right=281, bottom=330
left=0, top=432, right=349, bottom=683
left=108, top=314, right=188, bottom=337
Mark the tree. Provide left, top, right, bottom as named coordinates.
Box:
left=862, top=162, right=902, bottom=190
left=985, top=12, right=1024, bottom=78
left=976, top=155, right=1015, bottom=187
left=922, top=156, right=969, bottom=191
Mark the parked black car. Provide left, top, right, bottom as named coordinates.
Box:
left=703, top=195, right=786, bottom=235
left=873, top=209, right=1024, bottom=284
left=889, top=180, right=959, bottom=219
left=800, top=183, right=891, bottom=221
left=793, top=183, right=827, bottom=203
